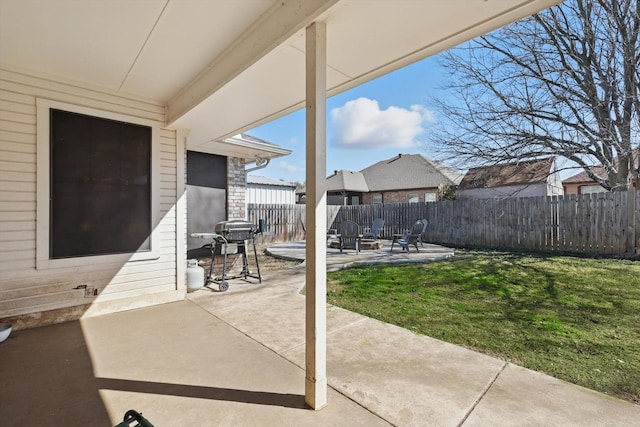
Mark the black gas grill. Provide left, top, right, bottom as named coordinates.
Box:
left=214, top=220, right=257, bottom=242
left=188, top=220, right=262, bottom=292
left=205, top=220, right=261, bottom=291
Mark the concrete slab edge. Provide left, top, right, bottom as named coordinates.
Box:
left=326, top=253, right=455, bottom=272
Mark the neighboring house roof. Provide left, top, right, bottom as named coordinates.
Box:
left=297, top=154, right=461, bottom=195
left=326, top=170, right=370, bottom=192
left=247, top=175, right=296, bottom=188
left=458, top=158, right=555, bottom=190
left=562, top=167, right=607, bottom=185
left=361, top=154, right=463, bottom=192
left=563, top=148, right=639, bottom=185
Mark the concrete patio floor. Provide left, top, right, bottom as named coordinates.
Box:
left=1, top=241, right=638, bottom=426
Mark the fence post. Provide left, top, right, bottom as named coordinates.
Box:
left=632, top=188, right=639, bottom=255
left=626, top=188, right=637, bottom=255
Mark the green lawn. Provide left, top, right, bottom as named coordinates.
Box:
left=326, top=251, right=640, bottom=404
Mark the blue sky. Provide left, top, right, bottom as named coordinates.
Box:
left=247, top=55, right=446, bottom=184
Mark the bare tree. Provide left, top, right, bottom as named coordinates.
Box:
left=433, top=0, right=640, bottom=191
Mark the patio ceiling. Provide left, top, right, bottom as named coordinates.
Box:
left=0, top=0, right=562, bottom=151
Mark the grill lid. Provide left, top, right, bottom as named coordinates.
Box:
left=214, top=220, right=257, bottom=241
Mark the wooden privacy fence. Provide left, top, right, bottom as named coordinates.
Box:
left=332, top=190, right=639, bottom=256
left=248, top=189, right=639, bottom=255
left=246, top=204, right=340, bottom=243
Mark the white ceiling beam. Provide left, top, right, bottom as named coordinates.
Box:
left=166, top=0, right=338, bottom=126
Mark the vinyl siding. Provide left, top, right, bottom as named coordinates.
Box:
left=246, top=184, right=296, bottom=205
left=0, top=69, right=184, bottom=320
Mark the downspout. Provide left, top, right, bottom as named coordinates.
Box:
left=244, top=157, right=270, bottom=221
left=245, top=157, right=270, bottom=173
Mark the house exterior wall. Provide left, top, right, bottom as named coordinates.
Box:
left=564, top=183, right=608, bottom=195
left=564, top=183, right=581, bottom=195
left=327, top=192, right=363, bottom=205
left=458, top=183, right=549, bottom=199
left=0, top=69, right=185, bottom=328
left=546, top=165, right=564, bottom=196
left=246, top=184, right=296, bottom=205
left=228, top=157, right=246, bottom=219
left=362, top=188, right=439, bottom=204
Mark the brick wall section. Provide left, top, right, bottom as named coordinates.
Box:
left=361, top=193, right=377, bottom=204
left=362, top=188, right=438, bottom=204
left=227, top=157, right=246, bottom=219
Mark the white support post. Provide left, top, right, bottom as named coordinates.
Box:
left=175, top=129, right=188, bottom=294
left=305, top=21, right=328, bottom=410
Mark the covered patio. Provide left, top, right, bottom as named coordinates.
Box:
left=2, top=251, right=639, bottom=426
left=2, top=0, right=572, bottom=417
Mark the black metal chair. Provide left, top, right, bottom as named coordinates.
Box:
left=338, top=220, right=361, bottom=253
left=391, top=220, right=424, bottom=252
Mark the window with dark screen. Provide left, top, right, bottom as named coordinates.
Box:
left=49, top=109, right=152, bottom=258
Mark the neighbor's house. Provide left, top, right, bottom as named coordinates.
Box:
left=562, top=168, right=608, bottom=195
left=0, top=0, right=561, bottom=408
left=297, top=169, right=369, bottom=204
left=325, top=169, right=370, bottom=205
left=457, top=157, right=564, bottom=199
left=562, top=149, right=639, bottom=195
left=361, top=153, right=463, bottom=204
left=298, top=153, right=462, bottom=205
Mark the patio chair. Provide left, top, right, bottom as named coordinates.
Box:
left=362, top=218, right=385, bottom=240
left=391, top=220, right=424, bottom=252
left=418, top=219, right=428, bottom=247
left=326, top=227, right=338, bottom=246
left=298, top=217, right=306, bottom=239
left=338, top=220, right=361, bottom=253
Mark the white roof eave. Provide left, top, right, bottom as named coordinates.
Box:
left=188, top=134, right=292, bottom=161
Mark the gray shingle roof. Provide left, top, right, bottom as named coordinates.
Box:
left=297, top=154, right=462, bottom=195
left=360, top=154, right=463, bottom=191
left=247, top=175, right=296, bottom=187
left=326, top=170, right=369, bottom=192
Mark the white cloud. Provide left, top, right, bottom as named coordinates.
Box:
left=411, top=104, right=436, bottom=123
left=329, top=97, right=432, bottom=149
left=277, top=160, right=303, bottom=174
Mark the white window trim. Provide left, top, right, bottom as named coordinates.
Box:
left=36, top=98, right=161, bottom=270
left=580, top=184, right=608, bottom=194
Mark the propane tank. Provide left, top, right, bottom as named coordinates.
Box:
left=186, top=259, right=205, bottom=292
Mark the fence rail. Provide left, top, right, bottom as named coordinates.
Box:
left=248, top=190, right=639, bottom=255
left=246, top=204, right=340, bottom=243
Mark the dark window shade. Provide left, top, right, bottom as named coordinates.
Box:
left=186, top=151, right=227, bottom=250
left=187, top=151, right=227, bottom=188
left=50, top=109, right=151, bottom=259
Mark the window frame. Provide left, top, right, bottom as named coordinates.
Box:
left=36, top=99, right=161, bottom=270
left=579, top=184, right=608, bottom=195
left=424, top=192, right=437, bottom=202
